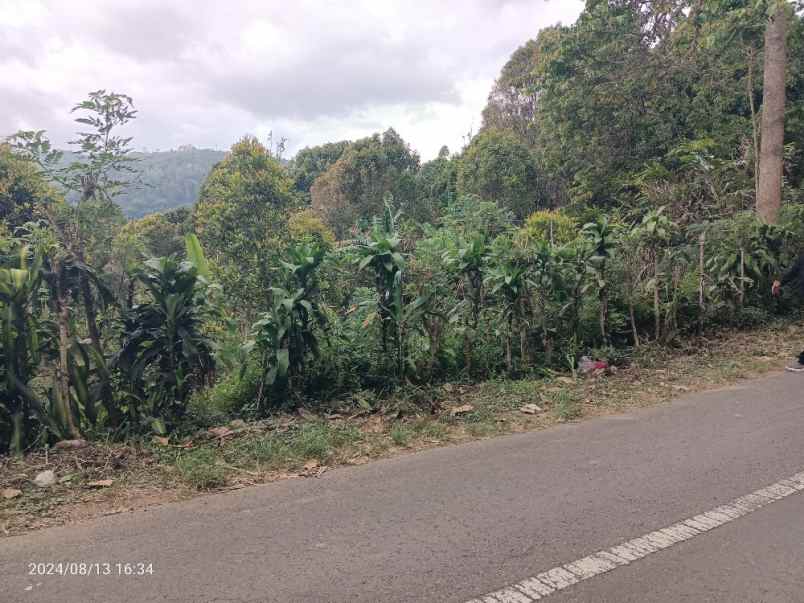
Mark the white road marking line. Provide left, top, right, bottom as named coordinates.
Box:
left=469, top=470, right=804, bottom=602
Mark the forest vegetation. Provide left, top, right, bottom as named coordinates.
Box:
left=2, top=0, right=804, bottom=457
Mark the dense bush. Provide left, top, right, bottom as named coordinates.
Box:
left=4, top=0, right=804, bottom=453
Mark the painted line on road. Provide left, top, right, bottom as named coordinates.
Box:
left=467, top=470, right=804, bottom=602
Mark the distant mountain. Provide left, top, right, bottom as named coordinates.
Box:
left=60, top=146, right=226, bottom=218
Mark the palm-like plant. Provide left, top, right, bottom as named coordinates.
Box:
left=444, top=235, right=488, bottom=374
left=354, top=202, right=408, bottom=378
left=0, top=246, right=63, bottom=453
left=116, top=256, right=214, bottom=432
left=530, top=240, right=567, bottom=366
left=486, top=253, right=531, bottom=375
left=582, top=216, right=615, bottom=344
left=246, top=240, right=327, bottom=410
left=637, top=208, right=675, bottom=341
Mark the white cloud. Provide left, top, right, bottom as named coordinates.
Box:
left=0, top=0, right=584, bottom=159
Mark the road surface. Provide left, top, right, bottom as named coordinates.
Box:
left=2, top=371, right=804, bottom=602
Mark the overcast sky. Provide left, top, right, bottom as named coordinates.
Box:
left=1, top=0, right=583, bottom=160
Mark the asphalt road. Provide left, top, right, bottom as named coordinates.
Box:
left=2, top=371, right=804, bottom=602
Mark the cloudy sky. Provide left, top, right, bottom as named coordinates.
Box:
left=1, top=0, right=583, bottom=160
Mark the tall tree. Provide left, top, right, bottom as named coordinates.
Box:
left=457, top=129, right=542, bottom=222
left=289, top=140, right=351, bottom=194
left=193, top=136, right=295, bottom=315
left=757, top=1, right=790, bottom=224
left=310, top=129, right=419, bottom=238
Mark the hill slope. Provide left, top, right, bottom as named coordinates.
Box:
left=60, top=146, right=226, bottom=218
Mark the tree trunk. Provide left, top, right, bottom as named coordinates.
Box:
left=75, top=245, right=102, bottom=351
left=629, top=303, right=640, bottom=348
left=599, top=285, right=608, bottom=345
left=518, top=298, right=529, bottom=369
left=653, top=255, right=661, bottom=342
left=698, top=231, right=706, bottom=336
left=57, top=292, right=81, bottom=439
left=463, top=329, right=473, bottom=376
left=746, top=45, right=760, bottom=203
left=757, top=2, right=788, bottom=224
left=10, top=411, right=24, bottom=456
left=505, top=315, right=513, bottom=375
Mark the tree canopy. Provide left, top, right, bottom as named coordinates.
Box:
left=310, top=128, right=419, bottom=237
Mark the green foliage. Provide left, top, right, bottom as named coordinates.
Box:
left=0, top=245, right=58, bottom=454
left=481, top=37, right=548, bottom=147
left=518, top=210, right=578, bottom=247
left=412, top=146, right=458, bottom=224
left=116, top=256, right=215, bottom=431
left=245, top=241, right=326, bottom=412
left=6, top=6, right=804, bottom=456
left=311, top=129, right=419, bottom=238
left=287, top=209, right=336, bottom=247
left=289, top=140, right=351, bottom=194
left=176, top=448, right=228, bottom=490
left=353, top=202, right=420, bottom=379
left=12, top=90, right=140, bottom=205
left=458, top=129, right=542, bottom=222
left=0, top=144, right=61, bottom=232
left=193, top=136, right=295, bottom=315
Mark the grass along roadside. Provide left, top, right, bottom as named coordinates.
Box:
left=2, top=319, right=803, bottom=537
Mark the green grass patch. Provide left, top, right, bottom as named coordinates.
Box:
left=412, top=418, right=448, bottom=441
left=550, top=389, right=582, bottom=422
left=465, top=420, right=500, bottom=438
left=390, top=423, right=412, bottom=447
left=175, top=448, right=229, bottom=490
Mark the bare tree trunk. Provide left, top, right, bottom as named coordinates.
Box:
left=629, top=303, right=640, bottom=348
left=10, top=412, right=24, bottom=456
left=599, top=285, right=608, bottom=345
left=746, top=45, right=760, bottom=203
left=757, top=2, right=788, bottom=224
